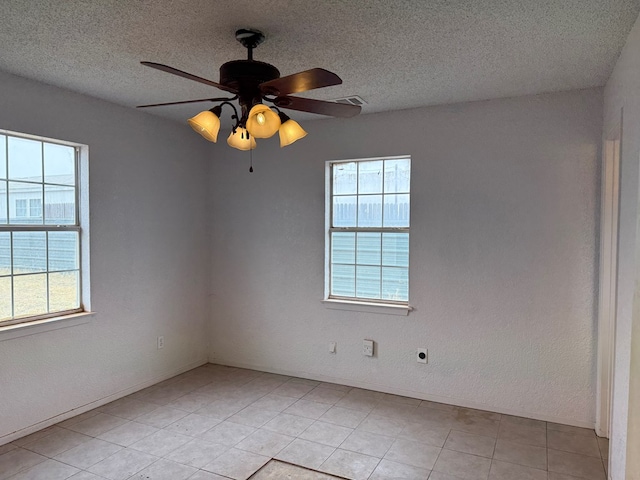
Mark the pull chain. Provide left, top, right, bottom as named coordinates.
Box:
left=249, top=147, right=253, bottom=173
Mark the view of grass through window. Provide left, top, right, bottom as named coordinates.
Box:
left=0, top=132, right=81, bottom=323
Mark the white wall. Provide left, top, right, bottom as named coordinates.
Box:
left=209, top=88, right=602, bottom=427
left=0, top=71, right=211, bottom=442
left=603, top=12, right=640, bottom=480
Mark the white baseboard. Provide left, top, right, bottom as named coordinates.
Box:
left=213, top=359, right=596, bottom=430
left=0, top=358, right=208, bottom=446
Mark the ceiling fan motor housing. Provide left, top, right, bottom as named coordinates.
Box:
left=220, top=60, right=281, bottom=112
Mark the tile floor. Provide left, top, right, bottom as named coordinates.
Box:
left=0, top=364, right=610, bottom=480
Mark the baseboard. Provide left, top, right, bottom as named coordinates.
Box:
left=213, top=359, right=596, bottom=430
left=0, top=358, right=208, bottom=446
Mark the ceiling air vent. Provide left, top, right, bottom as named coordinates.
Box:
left=331, top=95, right=366, bottom=106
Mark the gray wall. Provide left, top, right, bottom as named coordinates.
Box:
left=209, top=88, right=603, bottom=427
left=0, top=70, right=211, bottom=441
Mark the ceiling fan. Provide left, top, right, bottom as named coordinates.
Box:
left=138, top=29, right=361, bottom=151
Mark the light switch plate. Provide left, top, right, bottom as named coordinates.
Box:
left=363, top=339, right=374, bottom=357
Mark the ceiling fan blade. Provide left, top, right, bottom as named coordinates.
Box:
left=260, top=68, right=342, bottom=96
left=141, top=61, right=237, bottom=94
left=136, top=97, right=234, bottom=108
left=274, top=96, right=361, bottom=118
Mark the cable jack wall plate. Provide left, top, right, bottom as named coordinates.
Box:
left=417, top=348, right=427, bottom=363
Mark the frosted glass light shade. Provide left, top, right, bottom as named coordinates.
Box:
left=188, top=110, right=220, bottom=142
left=246, top=104, right=280, bottom=138
left=227, top=128, right=256, bottom=151
left=278, top=113, right=307, bottom=147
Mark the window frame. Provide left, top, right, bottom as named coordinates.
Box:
left=0, top=129, right=90, bottom=329
left=324, top=155, right=411, bottom=314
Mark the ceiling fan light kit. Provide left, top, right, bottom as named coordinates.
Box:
left=138, top=28, right=360, bottom=155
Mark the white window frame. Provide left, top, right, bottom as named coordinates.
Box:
left=0, top=129, right=92, bottom=335
left=323, top=155, right=411, bottom=316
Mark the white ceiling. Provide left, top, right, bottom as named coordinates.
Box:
left=0, top=0, right=638, bottom=124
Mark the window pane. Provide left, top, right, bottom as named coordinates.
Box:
left=358, top=160, right=383, bottom=194
left=356, top=232, right=381, bottom=265
left=382, top=267, right=408, bottom=301
left=9, top=181, right=43, bottom=224
left=356, top=265, right=381, bottom=299
left=45, top=185, right=76, bottom=224
left=383, top=193, right=410, bottom=227
left=44, top=143, right=75, bottom=185
left=48, top=231, right=79, bottom=271
left=0, top=181, right=6, bottom=224
left=357, top=195, right=382, bottom=227
left=49, top=271, right=79, bottom=312
left=13, top=232, right=46, bottom=273
left=0, top=277, right=11, bottom=320
left=13, top=273, right=47, bottom=318
left=8, top=136, right=42, bottom=182
left=382, top=233, right=409, bottom=267
left=30, top=198, right=42, bottom=218
left=331, top=264, right=355, bottom=297
left=0, top=135, right=6, bottom=180
left=384, top=159, right=410, bottom=193
left=333, top=162, right=357, bottom=195
left=331, top=232, right=355, bottom=264
left=0, top=232, right=10, bottom=274
left=333, top=195, right=356, bottom=227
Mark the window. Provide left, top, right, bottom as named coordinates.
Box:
left=326, top=156, right=410, bottom=305
left=0, top=131, right=87, bottom=326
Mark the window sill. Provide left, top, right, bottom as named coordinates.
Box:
left=322, top=298, right=412, bottom=316
left=0, top=311, right=95, bottom=341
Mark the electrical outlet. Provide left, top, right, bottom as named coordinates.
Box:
left=417, top=348, right=427, bottom=364
left=157, top=336, right=164, bottom=349
left=329, top=342, right=337, bottom=353
left=363, top=339, right=374, bottom=357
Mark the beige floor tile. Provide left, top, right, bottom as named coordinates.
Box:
left=100, top=399, right=158, bottom=420
left=597, top=437, right=609, bottom=459
left=500, top=415, right=546, bottom=430
left=234, top=429, right=294, bottom=457
left=23, top=428, right=92, bottom=457
left=303, top=387, right=348, bottom=405
left=320, top=448, right=381, bottom=480
left=249, top=394, right=298, bottom=412
left=420, top=401, right=458, bottom=412
left=135, top=407, right=189, bottom=428
left=428, top=472, right=467, bottom=480
left=54, top=438, right=122, bottom=469
left=444, top=430, right=496, bottom=458
left=163, top=438, right=229, bottom=468
left=7, top=459, right=79, bottom=480
left=166, top=393, right=216, bottom=412
left=195, top=399, right=250, bottom=420
left=275, top=438, right=336, bottom=470
left=492, top=439, right=546, bottom=470
left=163, top=413, right=220, bottom=436
left=340, top=430, right=395, bottom=458
left=128, top=458, right=197, bottom=479
left=450, top=417, right=499, bottom=438
left=0, top=444, right=15, bottom=456
left=271, top=382, right=316, bottom=398
left=261, top=413, right=315, bottom=436
left=0, top=448, right=47, bottom=480
left=299, top=421, right=354, bottom=447
left=96, top=421, right=158, bottom=447
left=547, top=423, right=596, bottom=437
left=198, top=421, right=256, bottom=446
left=371, top=402, right=419, bottom=422
left=547, top=449, right=606, bottom=480
left=548, top=473, right=594, bottom=480
left=384, top=438, right=441, bottom=470
left=252, top=459, right=341, bottom=479
left=497, top=421, right=546, bottom=447
left=87, top=448, right=158, bottom=480
left=319, top=382, right=353, bottom=392
left=202, top=447, right=270, bottom=480
left=399, top=422, right=451, bottom=447
left=68, top=472, right=108, bottom=479
left=227, top=406, right=279, bottom=428
left=65, top=413, right=129, bottom=438
left=187, top=470, right=230, bottom=480
left=288, top=377, right=321, bottom=387
left=432, top=449, right=491, bottom=480
left=284, top=400, right=332, bottom=420
left=369, top=458, right=431, bottom=479
left=11, top=426, right=63, bottom=446
left=320, top=406, right=369, bottom=428
left=357, top=415, right=407, bottom=436
left=57, top=411, right=101, bottom=429
left=129, top=430, right=191, bottom=457
left=454, top=408, right=502, bottom=423
left=488, top=459, right=547, bottom=480
left=380, top=394, right=422, bottom=406
left=548, top=430, right=601, bottom=457
left=335, top=395, right=379, bottom=413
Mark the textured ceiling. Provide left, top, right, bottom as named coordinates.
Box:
left=0, top=0, right=638, bottom=124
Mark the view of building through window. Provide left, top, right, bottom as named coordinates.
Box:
left=328, top=156, right=410, bottom=303
left=0, top=132, right=82, bottom=324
